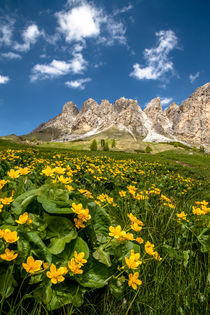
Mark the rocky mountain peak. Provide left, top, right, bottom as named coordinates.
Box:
left=113, top=97, right=139, bottom=113
left=62, top=101, right=79, bottom=117
left=144, top=97, right=162, bottom=114
left=80, top=98, right=98, bottom=114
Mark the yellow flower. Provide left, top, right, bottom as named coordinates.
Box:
left=3, top=229, right=19, bottom=243
left=53, top=167, right=65, bottom=174
left=124, top=233, right=135, bottom=241
left=58, top=175, right=72, bottom=184
left=41, top=166, right=54, bottom=177
left=18, top=167, right=30, bottom=175
left=125, top=250, right=142, bottom=269
left=72, top=203, right=83, bottom=214
left=136, top=237, right=144, bottom=244
left=145, top=241, right=155, bottom=256
left=192, top=207, right=205, bottom=215
left=78, top=189, right=93, bottom=199
left=128, top=213, right=144, bottom=226
left=47, top=264, right=67, bottom=284
left=131, top=222, right=142, bottom=232
left=22, top=256, right=42, bottom=273
left=176, top=211, right=188, bottom=221
left=0, top=229, right=4, bottom=238
left=0, top=248, right=18, bottom=261
left=153, top=251, right=162, bottom=261
left=16, top=212, right=32, bottom=224
left=43, top=262, right=49, bottom=269
left=78, top=209, right=91, bottom=222
left=128, top=272, right=142, bottom=290
left=119, top=190, right=126, bottom=197
left=0, top=204, right=3, bottom=212
left=74, top=218, right=85, bottom=229
left=7, top=169, right=20, bottom=179
left=0, top=196, right=14, bottom=205
left=74, top=251, right=87, bottom=266
left=66, top=185, right=74, bottom=192
left=109, top=225, right=125, bottom=239
left=0, top=179, right=7, bottom=190
left=68, top=258, right=83, bottom=274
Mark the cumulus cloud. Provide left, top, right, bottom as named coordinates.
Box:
left=55, top=1, right=126, bottom=46
left=0, top=75, right=10, bottom=84
left=30, top=52, right=87, bottom=81
left=130, top=30, right=178, bottom=81
left=1, top=51, right=21, bottom=59
left=0, top=17, right=14, bottom=46
left=189, top=72, right=200, bottom=83
left=14, top=24, right=42, bottom=52
left=65, top=77, right=91, bottom=89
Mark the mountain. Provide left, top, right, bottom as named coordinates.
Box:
left=30, top=82, right=210, bottom=146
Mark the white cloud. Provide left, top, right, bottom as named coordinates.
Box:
left=65, top=77, right=91, bottom=89
left=0, top=75, right=10, bottom=84
left=56, top=4, right=100, bottom=42
left=160, top=97, right=173, bottom=106
left=14, top=24, right=42, bottom=52
left=1, top=52, right=22, bottom=59
left=0, top=17, right=14, bottom=46
left=189, top=72, right=200, bottom=83
left=113, top=4, right=133, bottom=16
left=56, top=1, right=126, bottom=46
left=130, top=30, right=178, bottom=81
left=30, top=52, right=87, bottom=81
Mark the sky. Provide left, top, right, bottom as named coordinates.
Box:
left=0, top=0, right=210, bottom=136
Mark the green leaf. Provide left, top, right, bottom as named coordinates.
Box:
left=12, top=189, right=38, bottom=214
left=115, top=241, right=141, bottom=259
left=24, top=231, right=52, bottom=263
left=0, top=267, right=17, bottom=299
left=88, top=202, right=111, bottom=237
left=17, top=238, right=31, bottom=260
left=45, top=216, right=77, bottom=255
left=93, top=245, right=112, bottom=267
left=183, top=250, right=190, bottom=268
left=60, top=237, right=89, bottom=262
left=46, top=281, right=85, bottom=311
left=110, top=279, right=125, bottom=298
left=76, top=256, right=110, bottom=288
left=37, top=196, right=73, bottom=214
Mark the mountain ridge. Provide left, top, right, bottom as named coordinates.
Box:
left=31, top=82, right=210, bottom=146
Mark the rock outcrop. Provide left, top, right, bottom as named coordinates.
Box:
left=31, top=82, right=210, bottom=146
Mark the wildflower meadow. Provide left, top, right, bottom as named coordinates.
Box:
left=0, top=146, right=209, bottom=314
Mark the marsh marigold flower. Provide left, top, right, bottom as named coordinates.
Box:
left=3, top=229, right=19, bottom=243
left=145, top=241, right=155, bottom=256
left=176, top=211, right=188, bottom=221
left=47, top=264, right=67, bottom=284
left=22, top=256, right=42, bottom=273
left=109, top=225, right=126, bottom=239
left=128, top=272, right=142, bottom=290
left=1, top=248, right=18, bottom=261
left=7, top=169, right=20, bottom=179
left=125, top=250, right=142, bottom=269
left=16, top=212, right=32, bottom=225
left=74, top=218, right=85, bottom=229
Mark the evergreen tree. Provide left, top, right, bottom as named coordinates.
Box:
left=111, top=139, right=116, bottom=148
left=90, top=139, right=97, bottom=151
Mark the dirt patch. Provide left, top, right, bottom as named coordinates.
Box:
left=175, top=161, right=194, bottom=168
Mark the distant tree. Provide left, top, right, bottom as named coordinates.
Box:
left=90, top=139, right=97, bottom=151
left=145, top=146, right=152, bottom=153
left=101, top=139, right=105, bottom=147
left=111, top=139, right=116, bottom=148
left=103, top=142, right=109, bottom=151
left=199, top=145, right=205, bottom=153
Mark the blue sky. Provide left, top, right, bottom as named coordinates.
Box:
left=0, top=0, right=210, bottom=136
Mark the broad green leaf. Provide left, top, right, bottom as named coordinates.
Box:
left=76, top=256, right=110, bottom=288
left=12, top=189, right=38, bottom=215
left=37, top=196, right=73, bottom=214
left=45, top=216, right=77, bottom=255
left=88, top=202, right=111, bottom=237
left=46, top=281, right=85, bottom=311
left=110, top=279, right=125, bottom=298
left=61, top=237, right=89, bottom=262
left=17, top=238, right=31, bottom=259
left=115, top=241, right=141, bottom=259
left=24, top=231, right=52, bottom=263
left=93, top=246, right=112, bottom=267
